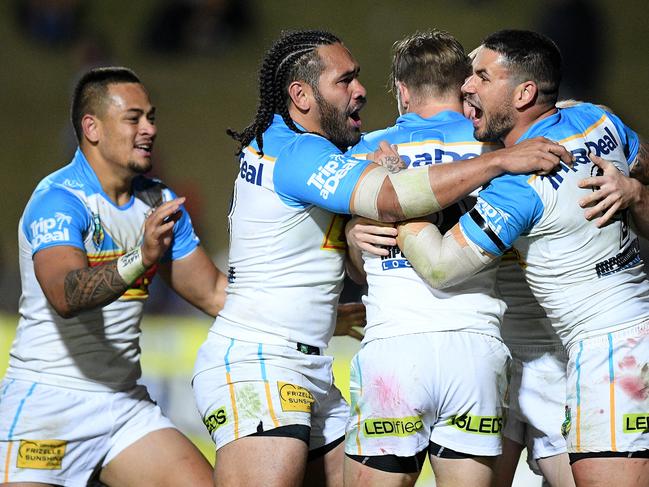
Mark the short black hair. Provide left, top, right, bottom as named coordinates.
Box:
left=71, top=66, right=141, bottom=142
left=482, top=29, right=561, bottom=105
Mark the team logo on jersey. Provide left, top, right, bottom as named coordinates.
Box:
left=594, top=238, right=641, bottom=278
left=91, top=213, right=104, bottom=249
left=17, top=440, right=67, bottom=469
left=30, top=213, right=72, bottom=249
left=277, top=382, right=314, bottom=412
left=203, top=406, right=228, bottom=433
left=561, top=406, right=571, bottom=438
left=362, top=416, right=423, bottom=437
left=447, top=413, right=502, bottom=435
left=62, top=178, right=83, bottom=189
left=306, top=155, right=360, bottom=200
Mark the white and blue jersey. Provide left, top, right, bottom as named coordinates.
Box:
left=214, top=114, right=372, bottom=349
left=8, top=148, right=199, bottom=391
left=460, top=103, right=649, bottom=348
left=348, top=111, right=504, bottom=341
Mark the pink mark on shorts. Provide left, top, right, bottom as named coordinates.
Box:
left=371, top=376, right=401, bottom=411
left=619, top=355, right=637, bottom=369
left=618, top=376, right=649, bottom=401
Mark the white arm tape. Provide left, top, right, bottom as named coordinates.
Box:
left=398, top=223, right=493, bottom=289
left=116, top=246, right=146, bottom=285
left=352, top=166, right=440, bottom=220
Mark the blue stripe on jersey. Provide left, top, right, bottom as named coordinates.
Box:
left=8, top=382, right=37, bottom=439
left=460, top=174, right=544, bottom=256
left=273, top=134, right=371, bottom=213
left=0, top=379, right=15, bottom=406
left=257, top=343, right=268, bottom=381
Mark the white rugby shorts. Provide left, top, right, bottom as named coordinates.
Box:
left=345, top=331, right=510, bottom=458
left=192, top=332, right=348, bottom=451
left=565, top=320, right=649, bottom=453
left=0, top=379, right=175, bottom=485
left=503, top=345, right=568, bottom=473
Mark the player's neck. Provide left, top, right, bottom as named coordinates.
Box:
left=83, top=148, right=134, bottom=206
left=502, top=105, right=558, bottom=147
left=408, top=99, right=463, bottom=119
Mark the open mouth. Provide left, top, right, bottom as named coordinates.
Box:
left=134, top=142, right=153, bottom=156
left=465, top=98, right=483, bottom=127
left=348, top=110, right=362, bottom=129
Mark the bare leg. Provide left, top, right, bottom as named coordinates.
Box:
left=430, top=455, right=495, bottom=487
left=213, top=435, right=308, bottom=487
left=343, top=454, right=419, bottom=487
left=492, top=437, right=525, bottom=487
left=537, top=453, right=575, bottom=487
left=99, top=428, right=212, bottom=487
left=304, top=440, right=345, bottom=487
left=571, top=457, right=649, bottom=487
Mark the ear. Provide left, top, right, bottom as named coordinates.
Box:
left=396, top=81, right=410, bottom=112
left=514, top=81, right=538, bottom=109
left=81, top=114, right=100, bottom=144
left=287, top=80, right=312, bottom=112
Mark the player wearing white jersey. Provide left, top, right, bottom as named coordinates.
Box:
left=0, top=67, right=227, bottom=486
left=191, top=30, right=571, bottom=487
left=342, top=31, right=509, bottom=487
left=398, top=30, right=649, bottom=486
left=494, top=253, right=574, bottom=487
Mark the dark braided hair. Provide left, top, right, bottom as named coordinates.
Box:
left=227, top=30, right=341, bottom=156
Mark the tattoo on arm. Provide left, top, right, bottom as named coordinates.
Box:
left=630, top=141, right=649, bottom=184
left=64, top=261, right=129, bottom=313
left=380, top=155, right=406, bottom=174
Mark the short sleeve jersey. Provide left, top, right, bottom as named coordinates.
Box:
left=348, top=111, right=505, bottom=341
left=215, top=115, right=372, bottom=348
left=8, top=149, right=199, bottom=391
left=459, top=103, right=649, bottom=348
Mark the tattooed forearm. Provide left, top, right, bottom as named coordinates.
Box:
left=64, top=261, right=129, bottom=315
left=630, top=141, right=649, bottom=184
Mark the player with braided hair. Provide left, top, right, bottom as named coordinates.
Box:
left=192, top=29, right=572, bottom=487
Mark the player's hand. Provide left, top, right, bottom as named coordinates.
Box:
left=333, top=302, right=366, bottom=340
left=578, top=154, right=640, bottom=227
left=141, top=197, right=185, bottom=268
left=345, top=216, right=397, bottom=257
left=497, top=137, right=573, bottom=175
left=368, top=141, right=407, bottom=173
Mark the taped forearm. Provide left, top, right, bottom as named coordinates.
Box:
left=397, top=223, right=492, bottom=289
left=352, top=166, right=439, bottom=221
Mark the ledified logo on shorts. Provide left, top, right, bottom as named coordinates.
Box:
left=277, top=382, right=314, bottom=412
left=363, top=416, right=423, bottom=437
left=17, top=440, right=67, bottom=469
left=447, top=414, right=502, bottom=435
left=203, top=406, right=228, bottom=434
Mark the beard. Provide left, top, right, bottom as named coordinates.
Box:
left=474, top=101, right=515, bottom=142
left=313, top=90, right=361, bottom=151
left=128, top=158, right=152, bottom=174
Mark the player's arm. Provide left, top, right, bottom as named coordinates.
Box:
left=578, top=143, right=649, bottom=235
left=350, top=137, right=572, bottom=222
left=396, top=220, right=496, bottom=289
left=344, top=216, right=398, bottom=284
left=333, top=302, right=366, bottom=341
left=35, top=199, right=185, bottom=318
left=158, top=246, right=227, bottom=317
